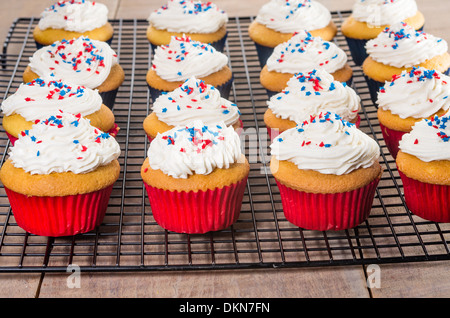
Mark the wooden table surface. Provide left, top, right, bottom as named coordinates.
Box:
left=1, top=0, right=450, bottom=299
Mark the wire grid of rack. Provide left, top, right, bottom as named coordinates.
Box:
left=0, top=11, right=449, bottom=273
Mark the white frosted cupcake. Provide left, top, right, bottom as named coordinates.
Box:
left=33, top=0, right=114, bottom=49
left=248, top=0, right=337, bottom=67
left=1, top=75, right=118, bottom=145
left=141, top=120, right=250, bottom=234
left=0, top=111, right=121, bottom=237
left=341, top=0, right=425, bottom=66
left=260, top=31, right=353, bottom=97
left=264, top=69, right=361, bottom=140
left=23, top=36, right=125, bottom=108
left=143, top=76, right=242, bottom=141
left=147, top=0, right=228, bottom=52
left=270, top=112, right=382, bottom=231
left=146, top=35, right=233, bottom=101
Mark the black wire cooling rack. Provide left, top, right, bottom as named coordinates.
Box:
left=0, top=12, right=449, bottom=273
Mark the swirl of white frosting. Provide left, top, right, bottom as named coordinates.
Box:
left=352, top=0, right=418, bottom=27
left=148, top=0, right=228, bottom=33
left=377, top=67, right=450, bottom=119
left=152, top=77, right=240, bottom=126
left=255, top=0, right=331, bottom=33
left=270, top=112, right=380, bottom=175
left=8, top=112, right=121, bottom=175
left=28, top=37, right=118, bottom=89
left=38, top=0, right=109, bottom=33
left=1, top=75, right=102, bottom=121
left=399, top=113, right=450, bottom=162
left=148, top=120, right=243, bottom=179
left=151, top=35, right=228, bottom=82
left=268, top=69, right=360, bottom=123
left=365, top=22, right=448, bottom=68
left=266, top=31, right=348, bottom=74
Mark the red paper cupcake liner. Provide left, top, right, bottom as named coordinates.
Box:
left=267, top=115, right=361, bottom=143
left=5, top=132, right=18, bottom=146
left=4, top=184, right=114, bottom=237
left=275, top=177, right=380, bottom=231
left=7, top=123, right=119, bottom=147
left=107, top=123, right=120, bottom=137
left=144, top=177, right=248, bottom=234
left=146, top=119, right=244, bottom=143
left=398, top=170, right=450, bottom=223
left=379, top=122, right=407, bottom=159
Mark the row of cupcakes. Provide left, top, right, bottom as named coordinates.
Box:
left=143, top=2, right=245, bottom=234
left=0, top=1, right=124, bottom=237
left=247, top=0, right=450, bottom=225
left=0, top=0, right=239, bottom=237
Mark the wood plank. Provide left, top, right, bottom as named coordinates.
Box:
left=38, top=267, right=370, bottom=298
left=0, top=274, right=42, bottom=298
left=371, top=261, right=450, bottom=298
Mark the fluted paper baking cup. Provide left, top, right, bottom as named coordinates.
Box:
left=379, top=122, right=407, bottom=159
left=345, top=37, right=368, bottom=67
left=99, top=88, right=119, bottom=109
left=275, top=177, right=380, bottom=231
left=254, top=42, right=275, bottom=68
left=144, top=177, right=248, bottom=234
left=4, top=184, right=114, bottom=237
left=398, top=170, right=450, bottom=223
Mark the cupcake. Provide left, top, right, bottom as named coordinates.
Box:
left=248, top=0, right=337, bottom=67
left=143, top=76, right=242, bottom=142
left=141, top=120, right=250, bottom=234
left=397, top=113, right=450, bottom=223
left=270, top=111, right=382, bottom=231
left=264, top=69, right=361, bottom=141
left=33, top=0, right=114, bottom=49
left=362, top=22, right=450, bottom=104
left=0, top=112, right=121, bottom=237
left=147, top=0, right=228, bottom=52
left=1, top=75, right=119, bottom=146
left=260, top=31, right=353, bottom=97
left=146, top=34, right=232, bottom=101
left=341, top=0, right=425, bottom=66
left=377, top=67, right=450, bottom=159
left=23, top=37, right=124, bottom=109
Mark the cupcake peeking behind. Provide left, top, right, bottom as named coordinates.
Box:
left=147, top=0, right=229, bottom=52
left=33, top=0, right=114, bottom=49
left=23, top=37, right=125, bottom=109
